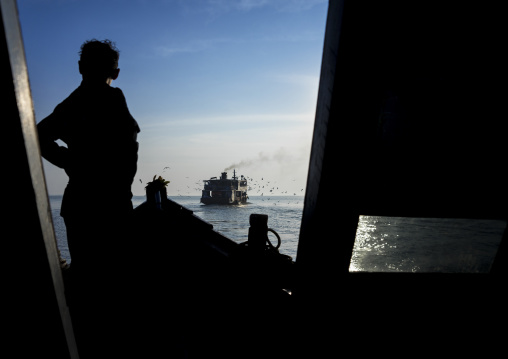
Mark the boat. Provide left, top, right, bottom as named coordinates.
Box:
left=200, top=169, right=248, bottom=205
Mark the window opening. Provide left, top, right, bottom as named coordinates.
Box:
left=350, top=216, right=506, bottom=273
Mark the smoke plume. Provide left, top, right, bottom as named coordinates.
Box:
left=223, top=148, right=292, bottom=172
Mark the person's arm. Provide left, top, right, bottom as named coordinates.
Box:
left=36, top=106, right=70, bottom=170
left=116, top=89, right=140, bottom=184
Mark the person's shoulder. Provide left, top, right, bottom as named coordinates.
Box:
left=53, top=86, right=82, bottom=112
left=109, top=85, right=125, bottom=96
left=107, top=86, right=129, bottom=103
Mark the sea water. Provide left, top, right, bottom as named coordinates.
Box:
left=49, top=195, right=304, bottom=263
left=49, top=195, right=505, bottom=273
left=351, top=216, right=505, bottom=272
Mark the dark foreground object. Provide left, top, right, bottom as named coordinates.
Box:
left=4, top=0, right=507, bottom=357
left=63, top=197, right=295, bottom=358
left=64, top=197, right=508, bottom=358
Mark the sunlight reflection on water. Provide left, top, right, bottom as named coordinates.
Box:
left=51, top=194, right=505, bottom=273
left=350, top=216, right=505, bottom=273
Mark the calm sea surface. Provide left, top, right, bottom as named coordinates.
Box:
left=49, top=195, right=505, bottom=273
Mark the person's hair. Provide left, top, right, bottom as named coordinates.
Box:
left=79, top=39, right=120, bottom=79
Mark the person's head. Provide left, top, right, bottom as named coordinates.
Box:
left=78, top=39, right=120, bottom=84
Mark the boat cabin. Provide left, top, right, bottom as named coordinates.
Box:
left=201, top=170, right=248, bottom=204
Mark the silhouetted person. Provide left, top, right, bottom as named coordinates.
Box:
left=37, top=39, right=140, bottom=356
left=38, top=38, right=139, bottom=271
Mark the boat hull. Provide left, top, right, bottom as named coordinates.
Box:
left=200, top=196, right=247, bottom=205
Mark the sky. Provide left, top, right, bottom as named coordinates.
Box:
left=17, top=0, right=328, bottom=196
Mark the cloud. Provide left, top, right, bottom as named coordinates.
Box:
left=185, top=0, right=327, bottom=22
left=140, top=112, right=314, bottom=130
left=276, top=0, right=328, bottom=13
left=271, top=73, right=319, bottom=87
left=206, top=0, right=326, bottom=13
left=155, top=37, right=237, bottom=57
left=206, top=0, right=268, bottom=13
